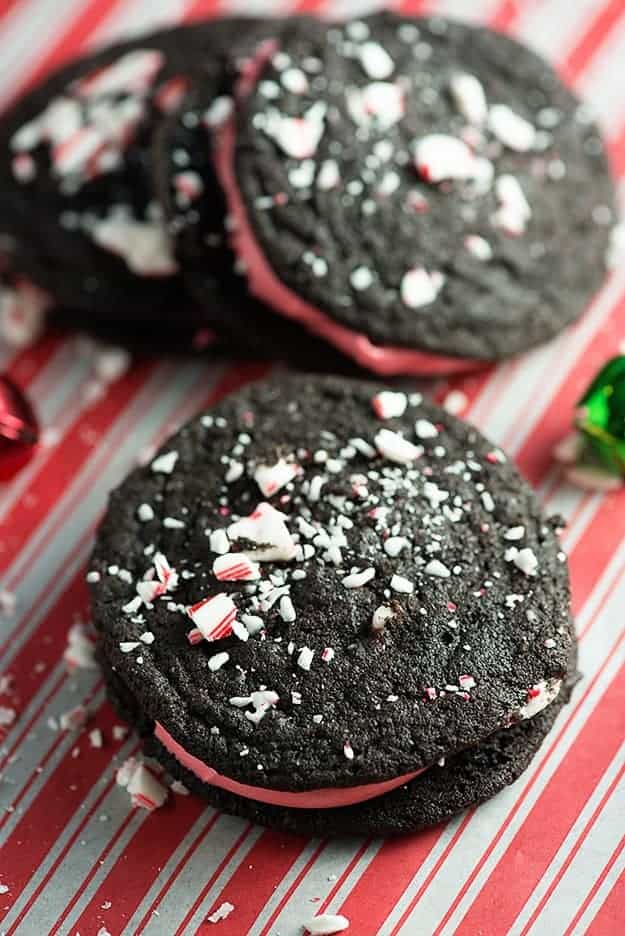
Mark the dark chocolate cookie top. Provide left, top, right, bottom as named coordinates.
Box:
left=230, top=12, right=614, bottom=360
left=90, top=374, right=573, bottom=792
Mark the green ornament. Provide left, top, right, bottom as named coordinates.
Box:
left=576, top=355, right=625, bottom=477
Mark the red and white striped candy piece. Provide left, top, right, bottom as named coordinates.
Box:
left=52, top=126, right=104, bottom=176
left=187, top=592, right=238, bottom=642
left=253, top=458, right=299, bottom=497
left=125, top=762, right=168, bottom=811
left=228, top=502, right=297, bottom=562
left=519, top=678, right=562, bottom=720
left=212, top=553, right=260, bottom=582
left=154, top=552, right=178, bottom=591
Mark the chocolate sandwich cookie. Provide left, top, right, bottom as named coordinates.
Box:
left=154, top=41, right=359, bottom=372
left=215, top=13, right=615, bottom=374
left=90, top=374, right=575, bottom=835
left=0, top=20, right=265, bottom=332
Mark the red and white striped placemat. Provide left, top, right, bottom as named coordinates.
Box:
left=0, top=1, right=624, bottom=934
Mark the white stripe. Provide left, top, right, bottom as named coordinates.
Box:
left=0, top=0, right=90, bottom=110
left=430, top=0, right=503, bottom=21
left=1, top=734, right=139, bottom=933
left=514, top=0, right=606, bottom=60
left=89, top=0, right=190, bottom=47
left=513, top=741, right=625, bottom=935
left=568, top=834, right=625, bottom=935
left=577, top=14, right=625, bottom=128
left=171, top=826, right=265, bottom=933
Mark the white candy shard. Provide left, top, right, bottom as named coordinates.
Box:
left=390, top=574, right=414, bottom=594
left=415, top=134, right=477, bottom=183
left=400, top=268, right=445, bottom=309
left=371, top=391, right=407, bottom=420
left=415, top=418, right=438, bottom=439
left=213, top=553, right=260, bottom=582
left=464, top=234, right=493, bottom=261
left=151, top=450, right=178, bottom=474
left=208, top=651, right=230, bottom=672
left=297, top=646, right=315, bottom=671
left=450, top=73, right=488, bottom=126
left=372, top=605, right=394, bottom=631
left=375, top=428, right=422, bottom=464
left=424, top=559, right=451, bottom=578
left=264, top=102, right=326, bottom=158
left=90, top=211, right=177, bottom=276
left=519, top=679, right=562, bottom=719
left=317, top=159, right=340, bottom=190
left=492, top=174, right=531, bottom=236
left=342, top=567, right=376, bottom=588
left=488, top=104, right=536, bottom=152
left=307, top=913, right=350, bottom=934
left=347, top=82, right=404, bottom=129
left=207, top=901, right=235, bottom=924
left=359, top=41, right=394, bottom=79
left=228, top=502, right=297, bottom=562
left=253, top=458, right=299, bottom=497
left=505, top=546, right=539, bottom=576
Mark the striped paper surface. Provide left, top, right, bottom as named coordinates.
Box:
left=1, top=1, right=624, bottom=934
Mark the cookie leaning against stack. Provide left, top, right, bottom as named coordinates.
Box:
left=90, top=374, right=575, bottom=836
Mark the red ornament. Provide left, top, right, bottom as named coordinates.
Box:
left=0, top=375, right=39, bottom=481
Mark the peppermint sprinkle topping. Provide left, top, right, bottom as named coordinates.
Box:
left=520, top=679, right=562, bottom=719
left=505, top=546, right=539, bottom=576
left=297, top=646, right=314, bottom=670
left=228, top=502, right=297, bottom=562
left=213, top=553, right=260, bottom=582
left=187, top=593, right=238, bottom=642
left=208, top=651, right=230, bottom=671
left=151, top=450, right=178, bottom=474
left=493, top=174, right=531, bottom=236
left=342, top=567, right=375, bottom=588
left=450, top=73, right=488, bottom=126
left=464, top=235, right=493, bottom=261
left=343, top=742, right=354, bottom=760
left=488, top=105, right=536, bottom=152
left=391, top=574, right=414, bottom=594
left=264, top=102, right=326, bottom=159
left=425, top=559, right=451, bottom=578
left=372, top=605, right=394, bottom=632
left=254, top=458, right=299, bottom=497
left=375, top=428, right=422, bottom=464
left=415, top=134, right=476, bottom=183
left=371, top=391, right=407, bottom=420
left=359, top=41, right=394, bottom=79
left=400, top=267, right=445, bottom=309
left=415, top=418, right=438, bottom=440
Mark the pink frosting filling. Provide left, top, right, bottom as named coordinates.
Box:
left=155, top=722, right=427, bottom=809
left=214, top=46, right=486, bottom=377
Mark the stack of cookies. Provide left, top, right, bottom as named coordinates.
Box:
left=0, top=12, right=615, bottom=372
left=1, top=11, right=612, bottom=835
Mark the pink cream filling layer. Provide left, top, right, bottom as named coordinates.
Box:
left=214, top=48, right=485, bottom=377
left=155, top=722, right=427, bottom=809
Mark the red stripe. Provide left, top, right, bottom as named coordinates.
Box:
left=195, top=830, right=309, bottom=936
left=4, top=331, right=62, bottom=386
left=608, top=122, right=625, bottom=177
left=584, top=845, right=625, bottom=935
left=561, top=0, right=625, bottom=81
left=59, top=798, right=210, bottom=936
left=447, top=657, right=625, bottom=935
left=518, top=759, right=625, bottom=935
left=0, top=360, right=155, bottom=591
left=173, top=824, right=255, bottom=935
left=0, top=0, right=25, bottom=22
left=564, top=830, right=625, bottom=934
left=389, top=811, right=475, bottom=935
left=15, top=0, right=126, bottom=100
left=0, top=701, right=128, bottom=928
left=182, top=0, right=221, bottom=23
left=489, top=0, right=523, bottom=33
left=256, top=840, right=327, bottom=936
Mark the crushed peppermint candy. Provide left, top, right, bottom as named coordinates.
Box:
left=505, top=546, right=539, bottom=576
left=297, top=646, right=315, bottom=670
left=187, top=593, right=239, bottom=642
left=151, top=450, right=178, bottom=474
left=306, top=913, right=350, bottom=935
left=342, top=567, right=375, bottom=588
left=415, top=134, right=477, bottom=183
left=375, top=428, right=422, bottom=464
left=400, top=267, right=445, bottom=309
left=213, top=553, right=260, bottom=582
left=371, top=391, right=407, bottom=420
left=207, top=901, right=235, bottom=924
left=488, top=104, right=536, bottom=152
left=254, top=458, right=299, bottom=497
left=450, top=72, right=487, bottom=126
left=228, top=502, right=297, bottom=561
